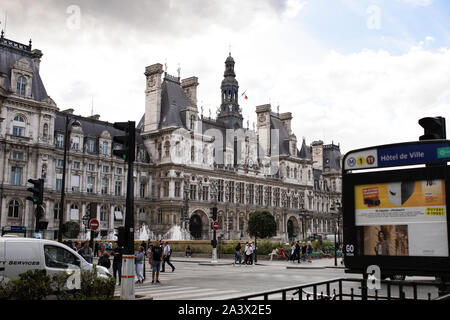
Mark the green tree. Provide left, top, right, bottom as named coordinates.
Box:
left=247, top=210, right=277, bottom=263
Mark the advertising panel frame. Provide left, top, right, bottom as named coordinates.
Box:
left=343, top=140, right=450, bottom=277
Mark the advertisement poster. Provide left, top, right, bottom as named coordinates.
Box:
left=355, top=179, right=448, bottom=257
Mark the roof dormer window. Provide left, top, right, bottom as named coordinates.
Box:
left=16, top=76, right=27, bottom=96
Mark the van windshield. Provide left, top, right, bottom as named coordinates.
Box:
left=44, top=245, right=81, bottom=269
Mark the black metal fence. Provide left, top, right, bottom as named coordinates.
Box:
left=229, top=277, right=450, bottom=301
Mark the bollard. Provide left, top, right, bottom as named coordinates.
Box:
left=120, top=255, right=136, bottom=300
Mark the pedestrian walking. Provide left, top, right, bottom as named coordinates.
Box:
left=151, top=241, right=163, bottom=284
left=301, top=242, right=307, bottom=262
left=251, top=242, right=256, bottom=264
left=135, top=246, right=145, bottom=284
left=295, top=241, right=301, bottom=263
left=78, top=241, right=93, bottom=263
left=234, top=242, right=242, bottom=265
left=161, top=241, right=175, bottom=272
left=147, top=244, right=154, bottom=269
left=112, top=244, right=123, bottom=285
left=290, top=242, right=296, bottom=262
left=246, top=242, right=253, bottom=265
left=307, top=241, right=313, bottom=263
left=243, top=242, right=249, bottom=265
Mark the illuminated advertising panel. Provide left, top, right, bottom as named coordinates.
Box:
left=354, top=179, right=448, bottom=257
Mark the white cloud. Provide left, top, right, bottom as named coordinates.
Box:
left=282, top=0, right=307, bottom=19
left=396, top=0, right=433, bottom=7
left=279, top=46, right=450, bottom=153
left=2, top=1, right=449, bottom=156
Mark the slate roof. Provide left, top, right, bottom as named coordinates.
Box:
left=270, top=113, right=291, bottom=156
left=0, top=39, right=48, bottom=101
left=159, top=77, right=193, bottom=129
left=54, top=112, right=145, bottom=146
left=323, top=144, right=341, bottom=172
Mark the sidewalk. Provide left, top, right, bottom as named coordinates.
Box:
left=171, top=256, right=345, bottom=269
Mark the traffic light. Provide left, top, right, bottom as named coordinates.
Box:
left=210, top=207, right=217, bottom=221
left=116, top=226, right=127, bottom=247
left=112, top=121, right=136, bottom=162
left=419, top=117, right=446, bottom=141
left=26, top=179, right=44, bottom=206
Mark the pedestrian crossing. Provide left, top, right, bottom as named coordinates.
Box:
left=114, top=284, right=241, bottom=300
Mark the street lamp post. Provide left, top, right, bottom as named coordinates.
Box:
left=58, top=115, right=80, bottom=243
left=331, top=202, right=342, bottom=267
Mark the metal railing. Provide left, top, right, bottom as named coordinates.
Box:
left=229, top=277, right=449, bottom=301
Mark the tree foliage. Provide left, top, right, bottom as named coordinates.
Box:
left=247, top=210, right=277, bottom=239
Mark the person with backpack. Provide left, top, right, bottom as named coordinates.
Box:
left=234, top=242, right=242, bottom=265
left=151, top=241, right=163, bottom=284
left=161, top=241, right=175, bottom=272
left=98, top=243, right=111, bottom=269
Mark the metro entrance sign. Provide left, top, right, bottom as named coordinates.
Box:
left=342, top=139, right=450, bottom=278
left=344, top=140, right=450, bottom=171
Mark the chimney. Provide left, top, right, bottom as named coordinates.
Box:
left=279, top=112, right=292, bottom=135
left=144, top=63, right=164, bottom=132
left=31, top=49, right=43, bottom=72
left=181, top=76, right=199, bottom=107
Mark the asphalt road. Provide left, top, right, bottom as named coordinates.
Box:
left=109, top=257, right=441, bottom=300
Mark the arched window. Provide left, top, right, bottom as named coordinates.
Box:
left=16, top=76, right=26, bottom=96
left=294, top=168, right=297, bottom=179
left=12, top=115, right=26, bottom=137
left=8, top=200, right=20, bottom=218
left=14, top=115, right=25, bottom=122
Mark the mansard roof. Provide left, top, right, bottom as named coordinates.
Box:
left=323, top=143, right=341, bottom=172
left=159, top=76, right=193, bottom=129
left=269, top=113, right=291, bottom=156
left=54, top=112, right=145, bottom=146
left=0, top=36, right=48, bottom=101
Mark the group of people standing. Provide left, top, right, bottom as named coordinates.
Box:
left=234, top=242, right=257, bottom=265
left=289, top=241, right=313, bottom=263
left=136, top=241, right=175, bottom=285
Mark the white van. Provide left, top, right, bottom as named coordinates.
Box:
left=0, top=236, right=112, bottom=283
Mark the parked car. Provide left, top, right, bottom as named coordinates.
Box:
left=0, top=235, right=112, bottom=283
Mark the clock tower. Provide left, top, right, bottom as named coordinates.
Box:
left=217, top=53, right=243, bottom=129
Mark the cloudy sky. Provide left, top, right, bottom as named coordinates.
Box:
left=1, top=0, right=450, bottom=154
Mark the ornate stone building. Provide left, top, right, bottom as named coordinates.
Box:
left=0, top=35, right=342, bottom=241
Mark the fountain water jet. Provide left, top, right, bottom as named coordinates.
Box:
left=163, top=225, right=192, bottom=240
